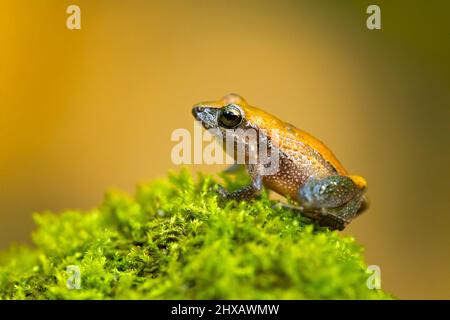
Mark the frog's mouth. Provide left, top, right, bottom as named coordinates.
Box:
left=192, top=106, right=219, bottom=130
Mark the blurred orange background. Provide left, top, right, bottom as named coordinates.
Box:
left=0, top=0, right=449, bottom=299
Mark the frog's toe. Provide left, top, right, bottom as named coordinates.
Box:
left=210, top=184, right=229, bottom=201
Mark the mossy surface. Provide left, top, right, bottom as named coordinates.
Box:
left=0, top=169, right=390, bottom=299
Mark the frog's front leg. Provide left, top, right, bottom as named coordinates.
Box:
left=297, top=175, right=367, bottom=230
left=215, top=164, right=263, bottom=202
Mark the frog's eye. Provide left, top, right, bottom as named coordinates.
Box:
left=218, top=104, right=243, bottom=128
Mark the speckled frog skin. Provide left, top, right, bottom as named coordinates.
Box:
left=192, top=94, right=368, bottom=230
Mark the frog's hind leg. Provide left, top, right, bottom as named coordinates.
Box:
left=298, top=176, right=360, bottom=208
left=295, top=175, right=366, bottom=230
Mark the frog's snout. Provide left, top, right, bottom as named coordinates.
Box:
left=192, top=105, right=219, bottom=130
left=192, top=106, right=205, bottom=120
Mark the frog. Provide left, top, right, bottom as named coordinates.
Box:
left=191, top=93, right=368, bottom=230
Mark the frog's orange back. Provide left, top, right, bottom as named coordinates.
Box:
left=240, top=104, right=348, bottom=176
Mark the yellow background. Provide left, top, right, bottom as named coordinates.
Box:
left=1, top=1, right=449, bottom=299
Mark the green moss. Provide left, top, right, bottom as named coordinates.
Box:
left=0, top=169, right=391, bottom=299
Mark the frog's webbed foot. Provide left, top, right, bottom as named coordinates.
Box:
left=272, top=202, right=349, bottom=230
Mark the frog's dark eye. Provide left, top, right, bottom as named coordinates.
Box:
left=218, top=104, right=243, bottom=128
